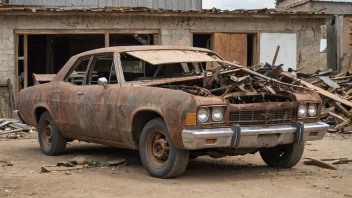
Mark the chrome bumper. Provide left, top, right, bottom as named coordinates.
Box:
left=182, top=122, right=329, bottom=150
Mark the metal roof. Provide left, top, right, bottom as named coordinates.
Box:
left=0, top=4, right=332, bottom=18
left=280, top=0, right=352, bottom=8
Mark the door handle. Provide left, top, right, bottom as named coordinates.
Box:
left=77, top=92, right=84, bottom=95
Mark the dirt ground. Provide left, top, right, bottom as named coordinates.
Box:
left=0, top=132, right=352, bottom=198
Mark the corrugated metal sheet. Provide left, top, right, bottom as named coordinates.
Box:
left=7, top=0, right=202, bottom=10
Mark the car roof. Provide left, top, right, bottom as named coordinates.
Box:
left=72, top=45, right=213, bottom=58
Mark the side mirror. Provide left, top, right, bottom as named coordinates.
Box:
left=98, top=77, right=108, bottom=88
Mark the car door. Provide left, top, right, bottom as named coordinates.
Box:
left=52, top=56, right=93, bottom=136
left=74, top=53, right=122, bottom=141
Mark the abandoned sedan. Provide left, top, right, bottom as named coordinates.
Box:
left=17, top=46, right=329, bottom=178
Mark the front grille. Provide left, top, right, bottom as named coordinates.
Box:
left=229, top=109, right=296, bottom=126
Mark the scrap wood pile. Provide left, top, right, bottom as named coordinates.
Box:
left=0, top=119, right=33, bottom=139
left=251, top=62, right=352, bottom=133
left=294, top=69, right=352, bottom=133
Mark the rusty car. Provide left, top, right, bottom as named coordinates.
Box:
left=17, top=46, right=329, bottom=178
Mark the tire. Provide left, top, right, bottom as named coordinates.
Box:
left=139, top=118, right=189, bottom=178
left=38, top=111, right=66, bottom=156
left=260, top=142, right=305, bottom=168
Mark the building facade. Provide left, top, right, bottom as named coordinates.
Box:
left=276, top=0, right=352, bottom=72
left=0, top=3, right=331, bottom=117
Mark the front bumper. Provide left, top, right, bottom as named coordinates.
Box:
left=182, top=122, right=329, bottom=150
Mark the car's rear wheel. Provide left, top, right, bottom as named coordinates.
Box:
left=139, top=118, right=189, bottom=178
left=260, top=141, right=304, bottom=168
left=38, top=111, right=66, bottom=155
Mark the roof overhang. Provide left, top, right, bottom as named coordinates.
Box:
left=284, top=0, right=352, bottom=9
left=0, top=5, right=334, bottom=19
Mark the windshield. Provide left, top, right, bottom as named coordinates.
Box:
left=120, top=50, right=222, bottom=82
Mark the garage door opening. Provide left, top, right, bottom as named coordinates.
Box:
left=16, top=33, right=156, bottom=88
left=193, top=33, right=257, bottom=67
left=110, top=34, right=154, bottom=46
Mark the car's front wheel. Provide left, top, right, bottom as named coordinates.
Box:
left=139, top=118, right=189, bottom=178
left=260, top=141, right=304, bottom=168
left=38, top=111, right=66, bottom=155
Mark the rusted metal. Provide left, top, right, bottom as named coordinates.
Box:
left=17, top=46, right=323, bottom=151
left=32, top=73, right=56, bottom=85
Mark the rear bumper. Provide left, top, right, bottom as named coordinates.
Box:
left=182, top=122, right=329, bottom=150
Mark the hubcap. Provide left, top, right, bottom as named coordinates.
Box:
left=147, top=130, right=170, bottom=167
left=42, top=120, right=52, bottom=146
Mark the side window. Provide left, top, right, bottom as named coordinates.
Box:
left=65, top=57, right=91, bottom=85
left=86, top=54, right=118, bottom=85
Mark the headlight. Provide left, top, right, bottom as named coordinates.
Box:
left=298, top=104, right=307, bottom=118
left=197, top=108, right=210, bottom=123
left=212, top=107, right=224, bottom=122
left=308, top=104, right=317, bottom=117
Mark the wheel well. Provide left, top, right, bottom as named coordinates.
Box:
left=132, top=111, right=162, bottom=145
left=35, top=107, right=48, bottom=125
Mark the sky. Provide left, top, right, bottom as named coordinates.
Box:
left=202, top=0, right=352, bottom=10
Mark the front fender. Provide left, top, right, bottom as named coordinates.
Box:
left=118, top=85, right=198, bottom=148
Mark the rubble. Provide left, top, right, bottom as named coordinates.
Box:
left=41, top=157, right=126, bottom=173
left=0, top=119, right=33, bottom=139
left=283, top=70, right=352, bottom=133
left=248, top=61, right=352, bottom=133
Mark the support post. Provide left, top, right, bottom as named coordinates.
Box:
left=23, top=35, right=28, bottom=88
left=105, top=30, right=109, bottom=48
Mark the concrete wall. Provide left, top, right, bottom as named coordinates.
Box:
left=341, top=16, right=352, bottom=72
left=0, top=15, right=326, bottom=116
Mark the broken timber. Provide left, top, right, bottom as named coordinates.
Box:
left=282, top=72, right=352, bottom=108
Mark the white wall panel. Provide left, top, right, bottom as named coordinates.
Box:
left=260, top=33, right=297, bottom=71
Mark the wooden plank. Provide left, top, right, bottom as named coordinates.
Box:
left=15, top=29, right=160, bottom=35
left=283, top=72, right=352, bottom=108
left=231, top=34, right=247, bottom=66
left=327, top=18, right=337, bottom=70
left=253, top=33, right=260, bottom=65
left=109, top=29, right=160, bottom=34
left=0, top=128, right=23, bottom=135
left=328, top=112, right=347, bottom=122
left=7, top=78, right=15, bottom=115
left=23, top=35, right=28, bottom=88
left=0, top=98, right=5, bottom=118
left=105, top=30, right=109, bottom=48
left=14, top=34, right=19, bottom=98
left=15, top=29, right=106, bottom=35
left=337, top=16, right=344, bottom=72
left=41, top=165, right=85, bottom=172
left=272, top=45, right=280, bottom=66
left=212, top=33, right=247, bottom=66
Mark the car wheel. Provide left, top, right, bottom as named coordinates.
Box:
left=38, top=111, right=66, bottom=155
left=260, top=142, right=304, bottom=168
left=139, top=118, right=189, bottom=178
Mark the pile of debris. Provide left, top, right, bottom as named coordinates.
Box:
left=41, top=156, right=125, bottom=173
left=0, top=119, right=33, bottom=139
left=251, top=62, right=352, bottom=133
left=290, top=69, right=352, bottom=133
